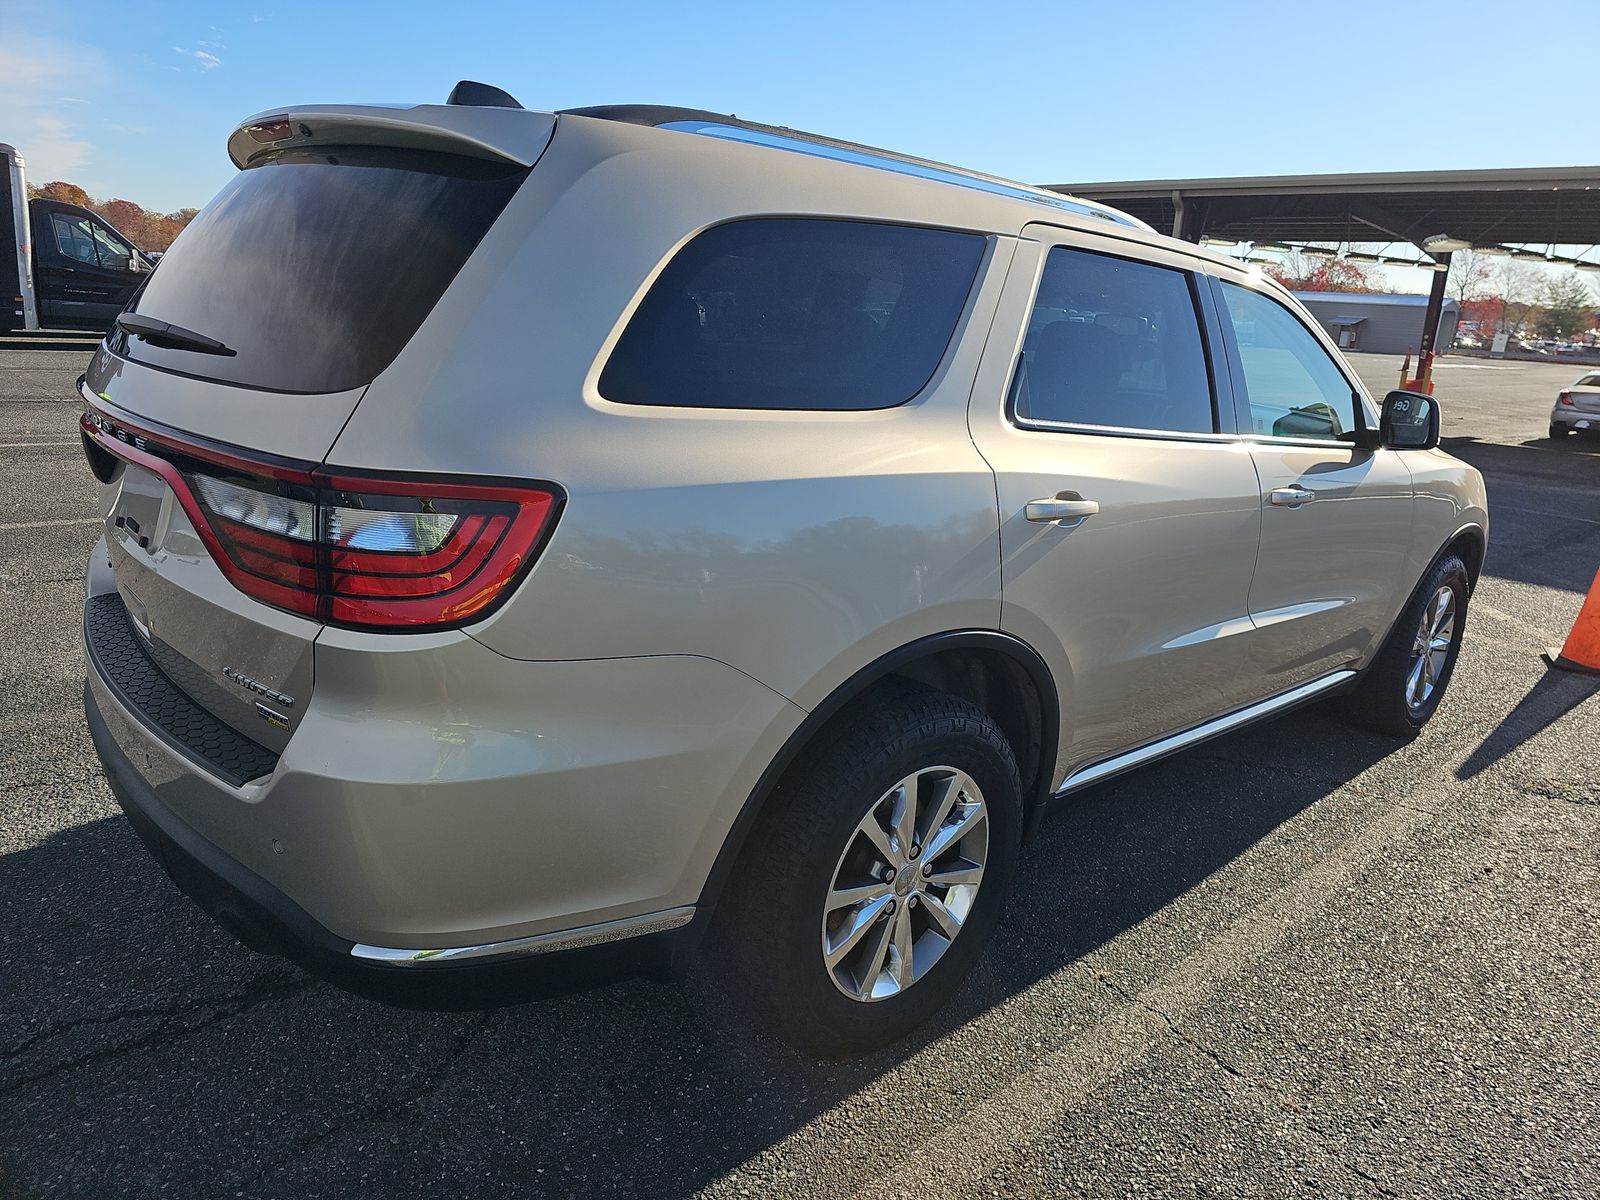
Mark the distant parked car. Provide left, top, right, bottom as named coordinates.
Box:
left=1551, top=371, right=1600, bottom=438
left=1455, top=333, right=1482, bottom=349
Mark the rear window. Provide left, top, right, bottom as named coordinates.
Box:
left=118, top=147, right=527, bottom=394
left=599, top=218, right=987, bottom=411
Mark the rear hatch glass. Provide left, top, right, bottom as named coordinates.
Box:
left=115, top=146, right=527, bottom=394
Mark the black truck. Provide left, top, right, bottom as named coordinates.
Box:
left=4, top=141, right=151, bottom=333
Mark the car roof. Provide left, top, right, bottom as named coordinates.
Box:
left=560, top=105, right=1153, bottom=234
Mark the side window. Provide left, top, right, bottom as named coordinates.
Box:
left=1220, top=283, right=1357, bottom=440
left=89, top=221, right=133, bottom=270
left=1013, top=247, right=1215, bottom=435
left=51, top=213, right=99, bottom=265
left=599, top=218, right=987, bottom=411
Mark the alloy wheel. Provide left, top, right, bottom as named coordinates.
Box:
left=1406, top=584, right=1456, bottom=711
left=821, top=766, right=988, bottom=1002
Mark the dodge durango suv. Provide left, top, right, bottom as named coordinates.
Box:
left=79, top=85, right=1488, bottom=1055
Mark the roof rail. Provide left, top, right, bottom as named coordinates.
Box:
left=560, top=105, right=1149, bottom=231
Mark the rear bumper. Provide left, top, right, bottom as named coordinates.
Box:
left=1552, top=407, right=1599, bottom=428
left=85, top=679, right=685, bottom=1006
left=82, top=567, right=804, bottom=1000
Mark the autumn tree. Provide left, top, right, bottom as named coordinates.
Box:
left=1447, top=249, right=1495, bottom=306
left=27, top=180, right=92, bottom=207
left=24, top=180, right=198, bottom=252
left=1534, top=272, right=1598, bottom=339
left=1492, top=259, right=1538, bottom=336
left=1460, top=295, right=1504, bottom=335
left=1266, top=248, right=1384, bottom=293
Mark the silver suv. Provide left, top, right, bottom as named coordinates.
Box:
left=80, top=88, right=1488, bottom=1055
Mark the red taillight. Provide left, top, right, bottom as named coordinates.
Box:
left=81, top=408, right=561, bottom=632
left=1559, top=390, right=1574, bottom=406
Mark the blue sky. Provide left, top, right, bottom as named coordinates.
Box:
left=2, top=0, right=1591, bottom=228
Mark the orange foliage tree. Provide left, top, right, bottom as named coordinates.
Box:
left=25, top=181, right=198, bottom=252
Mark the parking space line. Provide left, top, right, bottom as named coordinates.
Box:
left=851, top=794, right=1436, bottom=1199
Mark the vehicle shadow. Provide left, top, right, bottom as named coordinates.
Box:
left=0, top=706, right=1398, bottom=1199
left=1456, top=666, right=1600, bottom=780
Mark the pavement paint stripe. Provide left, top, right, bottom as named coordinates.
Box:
left=0, top=517, right=102, bottom=531
left=848, top=795, right=1435, bottom=1200
left=0, top=440, right=80, bottom=449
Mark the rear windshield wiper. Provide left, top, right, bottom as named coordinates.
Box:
left=115, top=312, right=236, bottom=357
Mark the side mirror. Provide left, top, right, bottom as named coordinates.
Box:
left=1380, top=389, right=1440, bottom=450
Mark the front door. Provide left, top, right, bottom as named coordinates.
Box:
left=1210, top=278, right=1415, bottom=696
left=34, top=203, right=141, bottom=330
left=969, top=230, right=1263, bottom=781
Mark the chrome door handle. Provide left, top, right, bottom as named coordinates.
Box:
left=1025, top=494, right=1100, bottom=525
left=1268, top=486, right=1315, bottom=507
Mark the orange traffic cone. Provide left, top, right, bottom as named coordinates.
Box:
left=1544, top=567, right=1600, bottom=675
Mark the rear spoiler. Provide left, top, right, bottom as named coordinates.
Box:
left=226, top=104, right=556, bottom=169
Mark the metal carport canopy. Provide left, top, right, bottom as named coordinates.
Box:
left=1045, top=166, right=1600, bottom=248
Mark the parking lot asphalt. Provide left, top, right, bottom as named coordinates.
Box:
left=1, top=344, right=1596, bottom=1199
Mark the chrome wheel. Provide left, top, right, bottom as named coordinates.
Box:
left=821, top=765, right=988, bottom=1003
left=1406, top=584, right=1457, bottom=711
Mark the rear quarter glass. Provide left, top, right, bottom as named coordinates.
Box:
left=117, top=147, right=528, bottom=394
left=599, top=218, right=987, bottom=411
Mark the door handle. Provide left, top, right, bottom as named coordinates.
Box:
left=1025, top=494, right=1100, bottom=525
left=1269, top=486, right=1315, bottom=507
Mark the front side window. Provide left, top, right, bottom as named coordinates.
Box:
left=51, top=212, right=99, bottom=265
left=1220, top=283, right=1357, bottom=440
left=600, top=218, right=987, bottom=411
left=1013, top=247, right=1214, bottom=434
left=89, top=221, right=133, bottom=269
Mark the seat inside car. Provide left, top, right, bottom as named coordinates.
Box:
left=1024, top=319, right=1123, bottom=426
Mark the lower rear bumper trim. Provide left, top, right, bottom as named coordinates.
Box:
left=350, top=906, right=696, bottom=966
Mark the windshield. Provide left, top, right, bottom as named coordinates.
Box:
left=118, top=146, right=527, bottom=394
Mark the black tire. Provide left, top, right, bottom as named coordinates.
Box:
left=1551, top=422, right=1572, bottom=439
left=1342, top=553, right=1470, bottom=738
left=719, top=686, right=1022, bottom=1057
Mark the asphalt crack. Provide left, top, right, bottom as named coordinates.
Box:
left=1, top=970, right=316, bottom=1094
left=227, top=1010, right=492, bottom=1197
left=1094, top=971, right=1399, bottom=1198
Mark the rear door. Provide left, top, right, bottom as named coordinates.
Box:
left=33, top=203, right=140, bottom=328
left=1210, top=276, right=1414, bottom=696
left=968, top=228, right=1263, bottom=778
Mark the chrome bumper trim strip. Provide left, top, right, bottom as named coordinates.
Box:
left=350, top=906, right=696, bottom=966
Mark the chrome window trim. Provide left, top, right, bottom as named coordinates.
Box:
left=1008, top=417, right=1361, bottom=452
left=1010, top=415, right=1238, bottom=445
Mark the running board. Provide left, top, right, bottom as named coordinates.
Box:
left=1053, top=669, right=1358, bottom=796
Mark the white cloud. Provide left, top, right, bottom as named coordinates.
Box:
left=173, top=47, right=223, bottom=70
left=0, top=34, right=104, bottom=181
